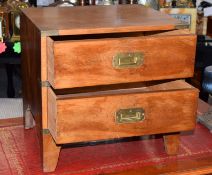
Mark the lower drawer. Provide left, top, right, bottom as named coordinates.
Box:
left=47, top=80, right=198, bottom=144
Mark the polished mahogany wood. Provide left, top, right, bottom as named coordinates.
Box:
left=47, top=33, right=196, bottom=89
left=21, top=10, right=52, bottom=171
left=163, top=133, right=180, bottom=155
left=21, top=13, right=43, bottom=138
left=21, top=5, right=180, bottom=36
left=47, top=80, right=198, bottom=144
left=43, top=132, right=61, bottom=172
left=21, top=5, right=198, bottom=172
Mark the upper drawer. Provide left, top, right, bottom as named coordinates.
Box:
left=47, top=32, right=196, bottom=89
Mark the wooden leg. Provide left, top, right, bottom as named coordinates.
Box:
left=163, top=133, right=180, bottom=155
left=43, top=130, right=61, bottom=172
left=6, top=64, right=15, bottom=98
left=24, top=106, right=35, bottom=129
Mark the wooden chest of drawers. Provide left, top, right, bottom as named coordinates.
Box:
left=21, top=5, right=198, bottom=172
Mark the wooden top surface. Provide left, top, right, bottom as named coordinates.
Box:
left=22, top=5, right=180, bottom=36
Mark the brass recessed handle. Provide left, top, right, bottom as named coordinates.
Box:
left=112, top=52, right=144, bottom=69
left=115, top=108, right=145, bottom=124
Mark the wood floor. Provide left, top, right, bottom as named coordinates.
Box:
left=0, top=117, right=23, bottom=127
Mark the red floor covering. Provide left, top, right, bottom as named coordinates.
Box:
left=0, top=124, right=212, bottom=175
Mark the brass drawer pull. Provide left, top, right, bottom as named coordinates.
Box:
left=116, top=108, right=145, bottom=124
left=112, top=52, right=144, bottom=69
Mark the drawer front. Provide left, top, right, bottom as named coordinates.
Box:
left=47, top=81, right=198, bottom=144
left=47, top=34, right=196, bottom=89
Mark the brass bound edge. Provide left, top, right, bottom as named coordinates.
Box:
left=42, top=129, right=50, bottom=134
left=175, top=23, right=189, bottom=30
left=40, top=81, right=51, bottom=87
left=41, top=30, right=59, bottom=36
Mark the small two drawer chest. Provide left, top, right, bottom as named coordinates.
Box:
left=21, top=5, right=198, bottom=172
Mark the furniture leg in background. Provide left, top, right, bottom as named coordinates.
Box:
left=6, top=64, right=15, bottom=98
left=0, top=46, right=21, bottom=98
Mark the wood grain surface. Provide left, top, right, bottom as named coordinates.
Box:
left=43, top=132, right=61, bottom=172
left=21, top=5, right=180, bottom=36
left=47, top=81, right=198, bottom=144
left=0, top=117, right=23, bottom=127
left=21, top=5, right=199, bottom=173
left=21, top=12, right=50, bottom=171
left=21, top=13, right=43, bottom=137
left=47, top=34, right=196, bottom=89
left=55, top=80, right=194, bottom=99
left=163, top=133, right=180, bottom=155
